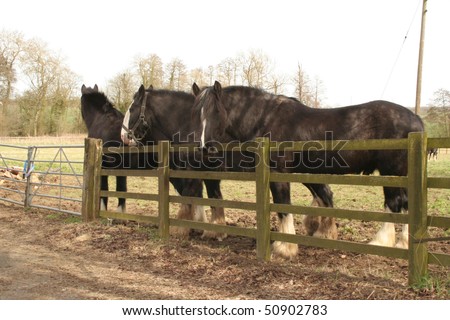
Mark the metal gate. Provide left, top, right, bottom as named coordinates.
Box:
left=0, top=143, right=84, bottom=215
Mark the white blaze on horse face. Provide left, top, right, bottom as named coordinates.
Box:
left=121, top=102, right=136, bottom=146
left=121, top=108, right=131, bottom=144
left=200, top=107, right=207, bottom=148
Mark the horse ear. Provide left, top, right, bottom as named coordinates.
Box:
left=138, top=84, right=145, bottom=97
left=147, top=84, right=154, bottom=90
left=93, top=84, right=99, bottom=92
left=81, top=84, right=87, bottom=94
left=213, top=81, right=222, bottom=97
left=192, top=83, right=201, bottom=96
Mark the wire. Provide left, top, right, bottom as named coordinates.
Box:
left=380, top=0, right=422, bottom=99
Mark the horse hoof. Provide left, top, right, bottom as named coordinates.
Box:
left=368, top=239, right=396, bottom=247
left=395, top=239, right=408, bottom=249
left=170, top=226, right=190, bottom=238
left=272, top=241, right=298, bottom=260
left=201, top=230, right=228, bottom=241
left=313, top=229, right=338, bottom=240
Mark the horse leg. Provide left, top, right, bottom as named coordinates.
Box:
left=171, top=177, right=206, bottom=222
left=395, top=188, right=409, bottom=248
left=170, top=178, right=203, bottom=238
left=201, top=179, right=227, bottom=241
left=116, top=176, right=126, bottom=213
left=100, top=175, right=108, bottom=211
left=270, top=182, right=298, bottom=259
left=303, top=183, right=337, bottom=239
left=369, top=187, right=405, bottom=247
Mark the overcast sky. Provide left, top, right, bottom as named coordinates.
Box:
left=2, top=0, right=449, bottom=108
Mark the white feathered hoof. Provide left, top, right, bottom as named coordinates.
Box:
left=313, top=219, right=338, bottom=239
left=395, top=224, right=409, bottom=249
left=369, top=222, right=396, bottom=247
left=395, top=238, right=409, bottom=249
left=193, top=205, right=207, bottom=222
left=272, top=241, right=298, bottom=260
left=170, top=226, right=190, bottom=239
left=201, top=230, right=228, bottom=241
left=201, top=218, right=228, bottom=241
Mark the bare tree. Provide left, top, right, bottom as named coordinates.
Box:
left=216, top=57, right=239, bottom=86
left=13, top=37, right=79, bottom=136
left=431, top=88, right=450, bottom=108
left=190, top=67, right=208, bottom=87
left=0, top=30, right=25, bottom=115
left=424, top=88, right=450, bottom=137
left=134, top=53, right=164, bottom=88
left=239, top=50, right=271, bottom=87
left=311, top=76, right=325, bottom=108
left=46, top=65, right=79, bottom=134
left=107, top=70, right=137, bottom=113
left=267, top=73, right=287, bottom=95
left=165, top=58, right=188, bottom=91
left=292, top=63, right=312, bottom=105
left=19, top=39, right=61, bottom=135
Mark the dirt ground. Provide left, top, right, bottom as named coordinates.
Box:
left=0, top=202, right=448, bottom=300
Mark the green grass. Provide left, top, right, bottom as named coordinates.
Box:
left=411, top=274, right=450, bottom=298
left=45, top=212, right=81, bottom=224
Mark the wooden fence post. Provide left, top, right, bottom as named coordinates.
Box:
left=407, top=132, right=428, bottom=285
left=255, top=137, right=271, bottom=261
left=82, top=138, right=102, bottom=222
left=158, top=141, right=170, bottom=239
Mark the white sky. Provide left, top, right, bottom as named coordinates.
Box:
left=2, top=0, right=449, bottom=108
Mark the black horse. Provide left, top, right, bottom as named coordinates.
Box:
left=82, top=85, right=198, bottom=219
left=121, top=85, right=226, bottom=239
left=81, top=84, right=128, bottom=212
left=428, top=148, right=438, bottom=160
left=192, top=81, right=424, bottom=259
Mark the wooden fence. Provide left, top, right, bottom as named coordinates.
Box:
left=81, top=132, right=450, bottom=285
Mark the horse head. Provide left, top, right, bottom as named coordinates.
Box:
left=80, top=84, right=119, bottom=128
left=81, top=84, right=98, bottom=95
left=121, top=84, right=153, bottom=146
left=192, top=81, right=229, bottom=148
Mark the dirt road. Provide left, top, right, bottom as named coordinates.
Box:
left=0, top=203, right=447, bottom=299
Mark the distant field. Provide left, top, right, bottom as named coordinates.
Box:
left=0, top=134, right=85, bottom=146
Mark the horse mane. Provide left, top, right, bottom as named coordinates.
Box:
left=145, top=87, right=193, bottom=101
left=193, top=83, right=231, bottom=122
left=82, top=90, right=115, bottom=112
left=81, top=89, right=123, bottom=131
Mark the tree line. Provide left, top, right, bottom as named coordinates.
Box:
left=1, top=29, right=448, bottom=137
left=107, top=50, right=324, bottom=112
left=0, top=30, right=327, bottom=137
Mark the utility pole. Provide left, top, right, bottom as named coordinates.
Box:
left=415, top=0, right=428, bottom=115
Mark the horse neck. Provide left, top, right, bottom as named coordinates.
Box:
left=149, top=93, right=195, bottom=142
left=81, top=103, right=98, bottom=131
left=225, top=90, right=283, bottom=140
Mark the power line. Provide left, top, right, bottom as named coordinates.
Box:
left=381, top=0, right=422, bottom=99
